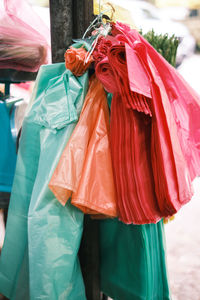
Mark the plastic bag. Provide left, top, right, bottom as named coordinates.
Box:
left=95, top=24, right=195, bottom=224
left=0, top=101, right=17, bottom=193
left=65, top=46, right=93, bottom=77
left=49, top=76, right=117, bottom=218
left=124, top=39, right=194, bottom=215
left=116, top=23, right=200, bottom=181
left=0, top=0, right=50, bottom=72
left=0, top=63, right=88, bottom=300
left=100, top=219, right=171, bottom=300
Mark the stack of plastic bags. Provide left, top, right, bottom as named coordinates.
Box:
left=0, top=21, right=200, bottom=300
left=51, top=22, right=200, bottom=225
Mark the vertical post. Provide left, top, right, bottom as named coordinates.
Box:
left=72, top=0, right=94, bottom=38
left=79, top=217, right=100, bottom=300
left=49, top=2, right=100, bottom=300
left=5, top=83, right=10, bottom=97
left=49, top=0, right=73, bottom=63
left=49, top=0, right=94, bottom=63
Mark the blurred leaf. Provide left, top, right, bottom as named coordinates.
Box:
left=142, top=30, right=179, bottom=66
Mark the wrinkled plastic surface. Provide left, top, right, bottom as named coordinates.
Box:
left=0, top=63, right=88, bottom=300
left=49, top=76, right=117, bottom=218
left=0, top=101, right=17, bottom=193
left=95, top=26, right=195, bottom=224
left=0, top=0, right=50, bottom=72
left=117, top=24, right=200, bottom=181
left=100, top=219, right=171, bottom=300
left=118, top=26, right=197, bottom=210
left=65, top=47, right=93, bottom=77
left=96, top=48, right=162, bottom=224
left=99, top=90, right=170, bottom=300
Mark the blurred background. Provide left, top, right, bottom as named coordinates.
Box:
left=28, top=0, right=200, bottom=89
left=1, top=0, right=200, bottom=299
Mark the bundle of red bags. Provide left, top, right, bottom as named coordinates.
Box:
left=94, top=22, right=200, bottom=224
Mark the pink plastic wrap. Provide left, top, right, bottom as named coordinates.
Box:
left=0, top=0, right=50, bottom=72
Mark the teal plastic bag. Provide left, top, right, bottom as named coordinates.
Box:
left=0, top=63, right=88, bottom=300
left=100, top=219, right=171, bottom=300
left=0, top=101, right=17, bottom=193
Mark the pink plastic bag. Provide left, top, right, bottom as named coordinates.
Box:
left=114, top=23, right=200, bottom=180
left=0, top=0, right=51, bottom=72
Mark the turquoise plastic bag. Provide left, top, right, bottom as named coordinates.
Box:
left=100, top=219, right=171, bottom=300
left=0, top=63, right=88, bottom=300
left=0, top=101, right=17, bottom=193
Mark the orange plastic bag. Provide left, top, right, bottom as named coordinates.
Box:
left=49, top=76, right=117, bottom=218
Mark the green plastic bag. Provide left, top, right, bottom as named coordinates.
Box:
left=100, top=219, right=171, bottom=300
left=0, top=63, right=88, bottom=300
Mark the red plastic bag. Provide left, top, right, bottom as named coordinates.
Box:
left=49, top=76, right=118, bottom=218
left=95, top=25, right=195, bottom=224
left=0, top=0, right=50, bottom=72
left=115, top=23, right=200, bottom=180
left=96, top=46, right=163, bottom=224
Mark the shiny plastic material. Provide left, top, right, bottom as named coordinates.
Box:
left=96, top=47, right=163, bottom=224
left=99, top=92, right=170, bottom=300
left=116, top=23, right=200, bottom=181
left=0, top=63, right=88, bottom=300
left=0, top=101, right=17, bottom=192
left=0, top=0, right=50, bottom=71
left=100, top=219, right=171, bottom=300
left=49, top=76, right=117, bottom=218
left=95, top=25, right=196, bottom=224
left=65, top=47, right=93, bottom=77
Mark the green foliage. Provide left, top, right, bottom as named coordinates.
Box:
left=141, top=30, right=179, bottom=67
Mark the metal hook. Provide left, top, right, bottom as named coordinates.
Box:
left=84, top=22, right=111, bottom=65
left=82, top=1, right=115, bottom=65
left=82, top=0, right=115, bottom=39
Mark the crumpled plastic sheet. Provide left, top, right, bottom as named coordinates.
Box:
left=0, top=63, right=88, bottom=300
left=49, top=75, right=117, bottom=218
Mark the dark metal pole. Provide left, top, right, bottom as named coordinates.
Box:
left=79, top=217, right=100, bottom=300
left=49, top=2, right=100, bottom=300
left=49, top=0, right=73, bottom=63
left=102, top=294, right=108, bottom=300
left=49, top=0, right=94, bottom=63
left=72, top=0, right=94, bottom=38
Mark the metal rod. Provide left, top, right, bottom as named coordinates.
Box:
left=49, top=0, right=73, bottom=63
left=5, top=83, right=10, bottom=96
